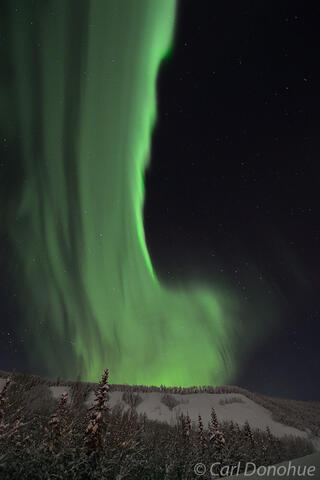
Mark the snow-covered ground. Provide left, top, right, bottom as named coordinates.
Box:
left=49, top=386, right=72, bottom=403
left=84, top=390, right=307, bottom=439
left=1, top=379, right=317, bottom=449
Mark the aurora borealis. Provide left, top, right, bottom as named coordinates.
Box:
left=0, top=0, right=277, bottom=386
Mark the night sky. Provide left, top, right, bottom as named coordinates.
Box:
left=1, top=1, right=320, bottom=400
left=145, top=0, right=320, bottom=400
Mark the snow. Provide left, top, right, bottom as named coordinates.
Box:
left=1, top=378, right=318, bottom=450
left=49, top=386, right=72, bottom=403
left=84, top=391, right=308, bottom=439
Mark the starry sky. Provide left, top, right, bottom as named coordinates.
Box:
left=145, top=0, right=320, bottom=400
left=1, top=0, right=320, bottom=400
